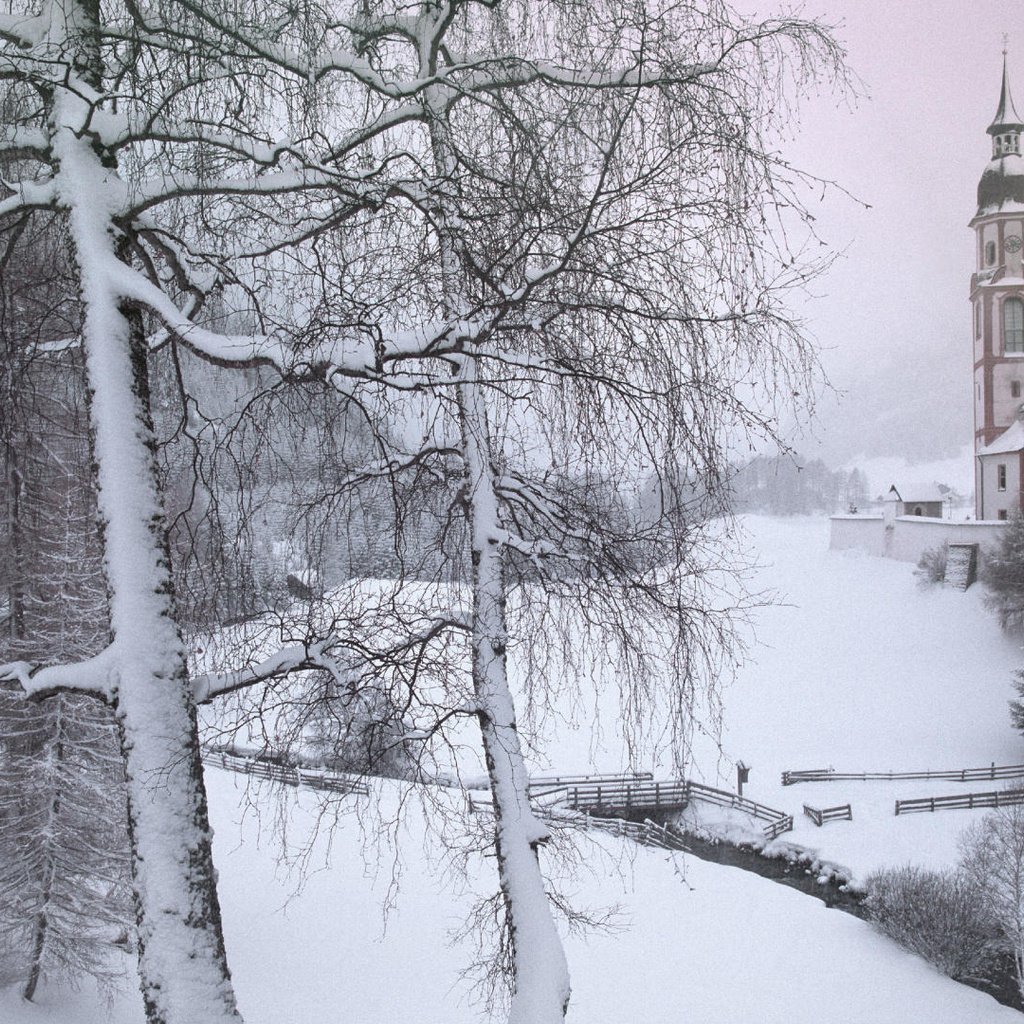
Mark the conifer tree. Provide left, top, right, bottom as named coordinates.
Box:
left=0, top=246, right=131, bottom=999
left=984, top=509, right=1024, bottom=630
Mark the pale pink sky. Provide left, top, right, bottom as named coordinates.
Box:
left=739, top=1, right=1015, bottom=465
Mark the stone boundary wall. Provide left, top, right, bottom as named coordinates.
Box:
left=829, top=513, right=1007, bottom=564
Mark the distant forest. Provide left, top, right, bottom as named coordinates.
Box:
left=729, top=455, right=870, bottom=515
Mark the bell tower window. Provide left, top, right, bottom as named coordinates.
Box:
left=1005, top=298, right=1024, bottom=352
left=987, top=241, right=998, bottom=266
left=997, top=131, right=1023, bottom=155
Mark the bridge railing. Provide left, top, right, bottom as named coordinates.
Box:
left=549, top=774, right=794, bottom=841
left=527, top=772, right=653, bottom=796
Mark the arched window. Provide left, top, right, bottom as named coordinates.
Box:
left=1006, top=298, right=1024, bottom=353
left=987, top=240, right=998, bottom=266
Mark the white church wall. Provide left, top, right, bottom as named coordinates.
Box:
left=829, top=514, right=885, bottom=556
left=978, top=453, right=1022, bottom=520
left=829, top=514, right=1006, bottom=564
left=991, top=361, right=1024, bottom=424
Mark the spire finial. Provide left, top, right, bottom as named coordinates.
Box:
left=990, top=47, right=1024, bottom=139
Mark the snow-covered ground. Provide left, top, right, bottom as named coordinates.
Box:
left=6, top=513, right=1024, bottom=1022
left=5, top=767, right=1022, bottom=1024
left=516, top=515, right=1024, bottom=878
left=718, top=516, right=1024, bottom=875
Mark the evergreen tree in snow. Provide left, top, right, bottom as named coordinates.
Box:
left=983, top=509, right=1024, bottom=631
left=0, top=691, right=131, bottom=998
left=0, top=260, right=131, bottom=999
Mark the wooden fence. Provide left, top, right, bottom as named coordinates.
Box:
left=895, top=788, right=1024, bottom=816
left=782, top=763, right=1024, bottom=786
left=803, top=803, right=852, bottom=827
left=207, top=749, right=370, bottom=798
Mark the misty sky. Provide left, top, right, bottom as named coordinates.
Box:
left=741, top=1, right=1014, bottom=468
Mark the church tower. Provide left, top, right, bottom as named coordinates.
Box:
left=972, top=53, right=1024, bottom=520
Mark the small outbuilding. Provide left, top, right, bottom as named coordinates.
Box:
left=885, top=483, right=947, bottom=519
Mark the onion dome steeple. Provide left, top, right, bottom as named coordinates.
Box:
left=978, top=47, right=1024, bottom=215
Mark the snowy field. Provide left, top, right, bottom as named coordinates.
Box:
left=702, top=516, right=1024, bottom=877
left=6, top=513, right=1024, bottom=1022
left=517, top=515, right=1024, bottom=878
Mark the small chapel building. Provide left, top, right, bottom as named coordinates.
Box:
left=972, top=55, right=1024, bottom=520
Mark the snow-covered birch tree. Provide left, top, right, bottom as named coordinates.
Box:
left=0, top=1, right=467, bottom=1014
left=1, top=1, right=846, bottom=1019
left=0, top=3, right=293, bottom=1018
left=150, top=3, right=844, bottom=1020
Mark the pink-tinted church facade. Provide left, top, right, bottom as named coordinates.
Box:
left=973, top=57, right=1024, bottom=520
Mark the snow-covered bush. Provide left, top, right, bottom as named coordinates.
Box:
left=915, top=543, right=949, bottom=587
left=960, top=802, right=1024, bottom=998
left=1009, top=671, right=1024, bottom=735
left=864, top=865, right=996, bottom=980
left=983, top=511, right=1024, bottom=630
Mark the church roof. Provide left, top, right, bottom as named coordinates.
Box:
left=978, top=56, right=1024, bottom=215
left=980, top=418, right=1024, bottom=455
left=978, top=156, right=1024, bottom=214
left=990, top=53, right=1024, bottom=134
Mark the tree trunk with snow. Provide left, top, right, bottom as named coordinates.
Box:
left=9, top=2, right=244, bottom=1019
left=417, top=8, right=572, bottom=1003
left=72, top=278, right=241, bottom=1024
left=457, top=367, right=571, bottom=1023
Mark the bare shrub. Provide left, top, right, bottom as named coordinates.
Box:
left=864, top=865, right=996, bottom=980
left=915, top=543, right=949, bottom=587
left=960, top=801, right=1024, bottom=997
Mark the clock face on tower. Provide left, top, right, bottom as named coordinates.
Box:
left=1007, top=234, right=1024, bottom=253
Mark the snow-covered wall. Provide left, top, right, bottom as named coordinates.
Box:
left=830, top=513, right=886, bottom=556
left=829, top=514, right=1007, bottom=563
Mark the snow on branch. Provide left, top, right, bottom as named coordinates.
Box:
left=0, top=178, right=56, bottom=218
left=0, top=645, right=118, bottom=702
left=0, top=11, right=47, bottom=49
left=192, top=640, right=349, bottom=704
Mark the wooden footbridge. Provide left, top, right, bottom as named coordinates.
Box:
left=205, top=751, right=794, bottom=842
left=527, top=773, right=794, bottom=841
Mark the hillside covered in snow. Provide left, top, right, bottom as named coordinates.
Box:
left=6, top=515, right=1024, bottom=1023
